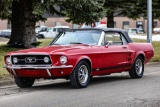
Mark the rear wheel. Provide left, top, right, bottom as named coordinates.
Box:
left=14, top=76, right=35, bottom=88
left=129, top=56, right=144, bottom=79
left=69, top=61, right=91, bottom=88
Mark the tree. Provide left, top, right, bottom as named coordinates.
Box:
left=122, top=0, right=160, bottom=30
left=0, top=0, right=104, bottom=48
left=103, top=0, right=130, bottom=28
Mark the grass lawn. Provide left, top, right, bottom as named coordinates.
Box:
left=0, top=38, right=159, bottom=78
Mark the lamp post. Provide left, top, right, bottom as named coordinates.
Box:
left=147, top=0, right=152, bottom=43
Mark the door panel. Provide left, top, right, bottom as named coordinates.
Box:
left=101, top=31, right=129, bottom=72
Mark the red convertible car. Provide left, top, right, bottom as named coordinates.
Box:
left=4, top=28, right=154, bottom=88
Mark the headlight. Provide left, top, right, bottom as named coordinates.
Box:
left=60, top=56, right=67, bottom=64
left=44, top=57, right=50, bottom=63
left=6, top=57, right=11, bottom=64
left=13, top=57, right=18, bottom=63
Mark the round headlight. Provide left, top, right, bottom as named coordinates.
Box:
left=6, top=57, right=11, bottom=64
left=60, top=56, right=67, bottom=64
left=44, top=57, right=50, bottom=63
left=13, top=57, right=18, bottom=63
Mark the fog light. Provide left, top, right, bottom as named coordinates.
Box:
left=13, top=57, right=18, bottom=63
left=44, top=57, right=50, bottom=63
left=60, top=56, right=67, bottom=64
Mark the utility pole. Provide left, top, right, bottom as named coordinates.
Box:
left=147, top=0, right=152, bottom=43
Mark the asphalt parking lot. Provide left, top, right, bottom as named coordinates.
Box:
left=0, top=62, right=160, bottom=107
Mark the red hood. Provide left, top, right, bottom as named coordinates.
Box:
left=9, top=44, right=91, bottom=55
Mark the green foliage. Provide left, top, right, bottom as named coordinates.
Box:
left=0, top=0, right=105, bottom=24
left=61, top=0, right=105, bottom=25
left=122, top=0, right=160, bottom=20
left=0, top=0, right=12, bottom=20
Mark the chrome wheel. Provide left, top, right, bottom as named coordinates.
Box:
left=69, top=61, right=90, bottom=88
left=129, top=56, right=144, bottom=79
left=135, top=59, right=143, bottom=75
left=78, top=65, right=89, bottom=84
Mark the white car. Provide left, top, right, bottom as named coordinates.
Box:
left=37, top=26, right=70, bottom=38
left=153, top=28, right=160, bottom=34
left=35, top=26, right=48, bottom=34
left=0, top=29, right=11, bottom=38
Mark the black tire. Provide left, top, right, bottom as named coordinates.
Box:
left=69, top=61, right=91, bottom=88
left=37, top=34, right=44, bottom=39
left=14, top=76, right=35, bottom=88
left=129, top=56, right=144, bottom=79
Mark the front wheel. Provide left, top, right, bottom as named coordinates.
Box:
left=129, top=56, right=144, bottom=79
left=14, top=76, right=35, bottom=88
left=69, top=61, right=91, bottom=88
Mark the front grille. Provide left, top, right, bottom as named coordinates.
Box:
left=11, top=54, right=52, bottom=65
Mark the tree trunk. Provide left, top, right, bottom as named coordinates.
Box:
left=107, top=12, right=114, bottom=28
left=22, top=0, right=36, bottom=48
left=8, top=1, right=24, bottom=47
left=8, top=0, right=36, bottom=48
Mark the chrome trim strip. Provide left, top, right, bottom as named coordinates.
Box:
left=46, top=69, right=52, bottom=77
left=4, top=65, right=73, bottom=69
left=12, top=69, right=17, bottom=76
left=98, top=31, right=105, bottom=46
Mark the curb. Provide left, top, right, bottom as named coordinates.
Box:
left=0, top=79, right=15, bottom=87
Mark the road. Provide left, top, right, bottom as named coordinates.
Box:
left=0, top=62, right=160, bottom=107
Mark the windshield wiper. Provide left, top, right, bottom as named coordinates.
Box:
left=70, top=42, right=83, bottom=44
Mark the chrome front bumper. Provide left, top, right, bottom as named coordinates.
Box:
left=3, top=65, right=73, bottom=77
left=3, top=65, right=73, bottom=69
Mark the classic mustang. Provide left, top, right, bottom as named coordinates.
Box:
left=4, top=28, right=154, bottom=88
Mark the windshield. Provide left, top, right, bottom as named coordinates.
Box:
left=51, top=30, right=101, bottom=45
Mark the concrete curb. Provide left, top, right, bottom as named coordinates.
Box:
left=0, top=79, right=15, bottom=87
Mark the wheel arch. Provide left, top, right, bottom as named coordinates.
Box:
left=71, top=56, right=92, bottom=75
left=136, top=52, right=146, bottom=62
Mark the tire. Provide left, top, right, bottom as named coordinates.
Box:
left=37, top=34, right=44, bottom=39
left=69, top=61, right=91, bottom=88
left=129, top=56, right=144, bottom=79
left=14, top=76, right=35, bottom=88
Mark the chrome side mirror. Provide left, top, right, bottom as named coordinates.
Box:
left=106, top=41, right=113, bottom=47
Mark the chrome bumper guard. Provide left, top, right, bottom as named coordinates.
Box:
left=3, top=65, right=73, bottom=77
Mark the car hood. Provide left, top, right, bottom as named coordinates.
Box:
left=9, top=44, right=92, bottom=55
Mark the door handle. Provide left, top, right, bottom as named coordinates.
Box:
left=122, top=46, right=127, bottom=49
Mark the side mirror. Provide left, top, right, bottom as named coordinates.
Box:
left=106, top=41, right=113, bottom=47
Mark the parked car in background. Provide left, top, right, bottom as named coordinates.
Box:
left=0, top=29, right=11, bottom=38
left=35, top=26, right=48, bottom=34
left=4, top=28, right=154, bottom=88
left=37, top=26, right=70, bottom=38
left=153, top=28, right=160, bottom=34
left=128, top=28, right=145, bottom=34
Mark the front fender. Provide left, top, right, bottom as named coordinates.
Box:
left=69, top=55, right=92, bottom=74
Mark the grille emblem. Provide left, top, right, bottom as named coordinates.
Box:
left=25, top=57, right=36, bottom=63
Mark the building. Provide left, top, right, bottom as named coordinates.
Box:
left=0, top=17, right=160, bottom=32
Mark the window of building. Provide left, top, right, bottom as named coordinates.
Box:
left=39, top=22, right=45, bottom=26
left=114, top=21, right=116, bottom=28
left=72, top=24, right=79, bottom=29
left=55, top=22, right=61, bottom=26
left=154, top=21, right=157, bottom=28
left=123, top=21, right=129, bottom=31
left=7, top=20, right=11, bottom=29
